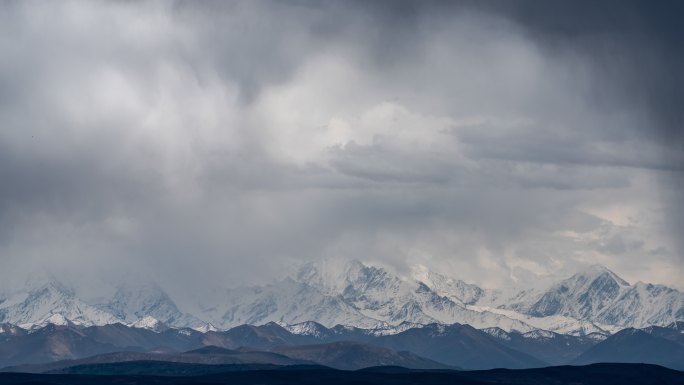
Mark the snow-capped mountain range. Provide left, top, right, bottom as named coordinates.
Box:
left=0, top=261, right=681, bottom=337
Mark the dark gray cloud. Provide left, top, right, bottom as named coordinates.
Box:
left=0, top=0, right=681, bottom=290
left=486, top=0, right=684, bottom=141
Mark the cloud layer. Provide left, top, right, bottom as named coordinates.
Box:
left=0, top=0, right=682, bottom=291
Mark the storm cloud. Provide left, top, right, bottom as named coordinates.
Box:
left=0, top=0, right=682, bottom=292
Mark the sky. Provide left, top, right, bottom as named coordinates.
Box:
left=0, top=0, right=682, bottom=292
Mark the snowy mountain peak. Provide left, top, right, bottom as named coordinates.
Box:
left=573, top=264, right=629, bottom=287
left=528, top=264, right=630, bottom=319
left=520, top=264, right=683, bottom=328
left=1, top=261, right=681, bottom=334
left=20, top=270, right=70, bottom=292
left=410, top=264, right=483, bottom=305
left=294, top=259, right=384, bottom=296
left=105, top=281, right=179, bottom=322
left=294, top=259, right=349, bottom=295
left=195, top=322, right=219, bottom=333
left=44, top=313, right=70, bottom=325
left=283, top=321, right=330, bottom=337
left=522, top=329, right=556, bottom=339
left=20, top=313, right=76, bottom=330
left=481, top=327, right=511, bottom=340
left=410, top=264, right=435, bottom=285
left=19, top=274, right=76, bottom=303
left=131, top=316, right=168, bottom=332
left=99, top=280, right=206, bottom=330
left=0, top=274, right=120, bottom=328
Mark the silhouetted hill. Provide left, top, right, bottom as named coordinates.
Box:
left=2, top=349, right=312, bottom=374
left=0, top=363, right=683, bottom=385
left=272, top=341, right=451, bottom=370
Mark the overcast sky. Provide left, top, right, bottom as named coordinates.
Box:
left=1, top=0, right=682, bottom=291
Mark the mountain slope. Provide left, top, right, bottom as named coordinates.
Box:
left=518, top=265, right=684, bottom=328
left=482, top=327, right=601, bottom=365
left=203, top=279, right=385, bottom=330
left=641, top=322, right=684, bottom=345
left=0, top=324, right=121, bottom=367
left=81, top=323, right=203, bottom=352
left=372, top=323, right=547, bottom=369
left=4, top=349, right=312, bottom=374
left=272, top=341, right=451, bottom=370
left=293, top=260, right=536, bottom=332
left=0, top=281, right=120, bottom=328
left=572, top=328, right=684, bottom=370
left=99, top=283, right=206, bottom=330
left=5, top=340, right=449, bottom=372
left=411, top=265, right=483, bottom=305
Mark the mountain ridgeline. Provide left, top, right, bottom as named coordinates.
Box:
left=1, top=319, right=684, bottom=371
left=1, top=261, right=682, bottom=334
left=0, top=261, right=683, bottom=371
